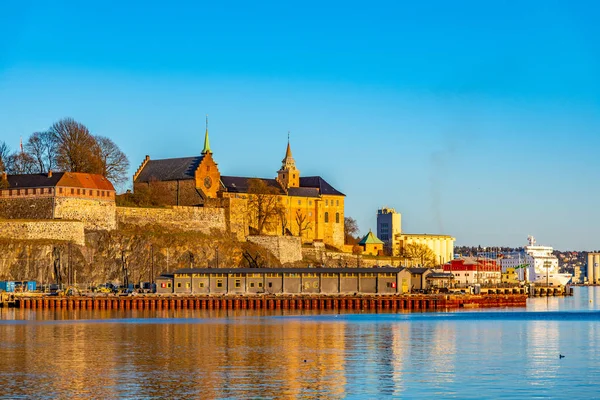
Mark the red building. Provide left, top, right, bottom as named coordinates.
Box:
left=443, top=257, right=501, bottom=285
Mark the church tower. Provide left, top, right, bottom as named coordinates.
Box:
left=277, top=134, right=300, bottom=189
left=195, top=115, right=221, bottom=199
left=202, top=115, right=212, bottom=155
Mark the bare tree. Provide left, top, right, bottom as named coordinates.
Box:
left=94, top=136, right=130, bottom=185
left=399, top=243, right=437, bottom=267
left=0, top=141, right=10, bottom=172
left=50, top=118, right=102, bottom=174
left=247, top=178, right=285, bottom=235
left=25, top=131, right=58, bottom=173
left=6, top=151, right=36, bottom=174
left=295, top=209, right=312, bottom=238
left=344, top=216, right=359, bottom=244
left=278, top=207, right=289, bottom=235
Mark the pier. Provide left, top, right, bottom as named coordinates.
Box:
left=10, top=294, right=529, bottom=311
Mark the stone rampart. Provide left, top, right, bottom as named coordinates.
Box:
left=116, top=206, right=226, bottom=233
left=54, top=197, right=117, bottom=231
left=0, top=220, right=85, bottom=245
left=0, top=197, right=54, bottom=220
left=247, top=236, right=302, bottom=265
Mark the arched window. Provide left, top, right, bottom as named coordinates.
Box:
left=324, top=212, right=329, bottom=223
left=335, top=213, right=340, bottom=223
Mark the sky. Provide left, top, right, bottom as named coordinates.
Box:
left=1, top=0, right=599, bottom=250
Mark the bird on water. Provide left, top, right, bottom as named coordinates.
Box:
left=559, top=354, right=565, bottom=359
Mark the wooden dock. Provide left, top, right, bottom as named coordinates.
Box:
left=11, top=294, right=529, bottom=311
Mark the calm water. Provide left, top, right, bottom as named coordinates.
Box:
left=0, top=289, right=599, bottom=399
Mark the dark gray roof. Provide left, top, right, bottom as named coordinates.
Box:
left=287, top=187, right=320, bottom=198
left=6, top=173, right=64, bottom=188
left=407, top=268, right=432, bottom=275
left=220, top=176, right=286, bottom=194
left=427, top=272, right=455, bottom=279
left=168, top=267, right=408, bottom=275
left=300, top=176, right=344, bottom=196
left=135, top=156, right=203, bottom=183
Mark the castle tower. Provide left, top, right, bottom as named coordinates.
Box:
left=277, top=133, right=300, bottom=188
left=194, top=115, right=220, bottom=199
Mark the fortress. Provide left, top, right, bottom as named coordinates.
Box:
left=132, top=122, right=346, bottom=249
left=0, top=123, right=346, bottom=251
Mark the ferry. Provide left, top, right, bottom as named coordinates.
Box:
left=524, top=236, right=572, bottom=286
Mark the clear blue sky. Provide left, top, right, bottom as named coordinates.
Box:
left=1, top=1, right=599, bottom=250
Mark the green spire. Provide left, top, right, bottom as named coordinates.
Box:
left=202, top=114, right=212, bottom=155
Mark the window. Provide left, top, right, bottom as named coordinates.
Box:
left=167, top=283, right=172, bottom=288
left=325, top=199, right=328, bottom=206
left=71, top=188, right=74, bottom=194
left=324, top=212, right=329, bottom=223
left=186, top=282, right=190, bottom=288
left=161, top=283, right=166, bottom=288
left=293, top=174, right=295, bottom=179
left=97, top=190, right=100, bottom=196
left=207, top=166, right=210, bottom=171
left=177, top=282, right=182, bottom=288
left=336, top=200, right=339, bottom=206
left=268, top=282, right=272, bottom=288
left=60, top=188, right=63, bottom=194
left=335, top=213, right=340, bottom=223
left=258, top=282, right=263, bottom=288
left=216, top=279, right=223, bottom=288
left=199, top=282, right=204, bottom=288
left=250, top=282, right=255, bottom=288
left=309, top=200, right=312, bottom=205
left=77, top=189, right=80, bottom=195
left=298, top=200, right=301, bottom=205
left=101, top=191, right=105, bottom=197
left=235, top=279, right=241, bottom=288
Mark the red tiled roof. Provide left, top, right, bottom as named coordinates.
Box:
left=57, top=172, right=115, bottom=191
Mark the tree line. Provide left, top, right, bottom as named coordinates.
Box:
left=0, top=118, right=129, bottom=186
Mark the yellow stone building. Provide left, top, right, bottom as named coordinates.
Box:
left=358, top=230, right=384, bottom=256
left=133, top=122, right=346, bottom=249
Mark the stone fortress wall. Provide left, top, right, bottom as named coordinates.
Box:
left=247, top=236, right=303, bottom=265
left=0, top=197, right=54, bottom=220
left=54, top=197, right=117, bottom=231
left=0, top=220, right=85, bottom=246
left=116, top=206, right=226, bottom=234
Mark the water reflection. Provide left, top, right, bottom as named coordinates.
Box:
left=0, top=288, right=598, bottom=398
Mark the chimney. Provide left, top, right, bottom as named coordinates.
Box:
left=48, top=170, right=53, bottom=178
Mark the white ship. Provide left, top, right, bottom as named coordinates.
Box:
left=523, top=236, right=571, bottom=286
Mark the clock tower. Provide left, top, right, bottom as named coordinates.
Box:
left=277, top=134, right=300, bottom=189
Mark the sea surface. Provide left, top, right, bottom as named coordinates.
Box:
left=0, top=288, right=599, bottom=399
